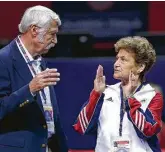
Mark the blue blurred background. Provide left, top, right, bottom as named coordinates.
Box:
left=0, top=1, right=165, bottom=151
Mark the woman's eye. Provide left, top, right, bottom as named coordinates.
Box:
left=121, top=58, right=126, bottom=62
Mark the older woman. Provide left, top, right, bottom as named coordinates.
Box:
left=73, top=36, right=163, bottom=152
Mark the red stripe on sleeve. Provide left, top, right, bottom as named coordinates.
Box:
left=127, top=93, right=163, bottom=137
left=73, top=90, right=101, bottom=134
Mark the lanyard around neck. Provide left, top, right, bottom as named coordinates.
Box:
left=16, top=37, right=47, bottom=102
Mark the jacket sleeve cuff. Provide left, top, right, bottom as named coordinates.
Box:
left=14, top=84, right=35, bottom=104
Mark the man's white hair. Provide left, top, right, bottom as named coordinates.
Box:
left=18, top=5, right=61, bottom=33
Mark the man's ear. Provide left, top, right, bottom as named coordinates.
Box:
left=30, top=25, right=38, bottom=37
left=137, top=64, right=146, bottom=74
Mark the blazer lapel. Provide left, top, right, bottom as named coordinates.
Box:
left=10, top=40, right=58, bottom=120
left=10, top=40, right=45, bottom=115
left=40, top=59, right=47, bottom=71
left=49, top=86, right=58, bottom=122
left=11, top=40, right=33, bottom=84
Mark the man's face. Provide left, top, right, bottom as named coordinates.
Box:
left=35, top=20, right=59, bottom=55
left=113, top=49, right=139, bottom=81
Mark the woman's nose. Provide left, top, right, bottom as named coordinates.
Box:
left=114, top=60, right=121, bottom=68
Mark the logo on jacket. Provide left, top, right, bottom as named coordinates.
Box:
left=107, top=97, right=113, bottom=102
left=141, top=99, right=147, bottom=103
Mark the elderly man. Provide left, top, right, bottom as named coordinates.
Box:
left=0, top=5, right=68, bottom=152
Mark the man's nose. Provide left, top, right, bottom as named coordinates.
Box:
left=52, top=35, right=57, bottom=44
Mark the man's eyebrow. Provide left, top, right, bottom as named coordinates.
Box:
left=48, top=28, right=58, bottom=33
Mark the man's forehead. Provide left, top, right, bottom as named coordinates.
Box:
left=49, top=20, right=59, bottom=32
left=51, top=20, right=58, bottom=27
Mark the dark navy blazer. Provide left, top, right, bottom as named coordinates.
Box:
left=0, top=39, right=68, bottom=152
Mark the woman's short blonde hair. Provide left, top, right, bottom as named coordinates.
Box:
left=114, top=36, right=156, bottom=78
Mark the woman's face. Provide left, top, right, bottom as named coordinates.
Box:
left=113, top=49, right=140, bottom=81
